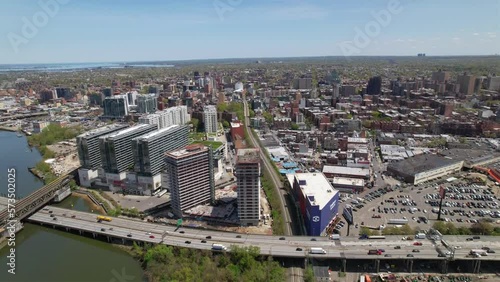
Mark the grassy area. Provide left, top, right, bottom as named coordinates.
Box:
left=192, top=140, right=224, bottom=150
left=261, top=174, right=286, bottom=235
left=131, top=244, right=285, bottom=282
left=189, top=132, right=206, bottom=141
left=28, top=123, right=82, bottom=147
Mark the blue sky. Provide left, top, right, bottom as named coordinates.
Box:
left=0, top=0, right=499, bottom=64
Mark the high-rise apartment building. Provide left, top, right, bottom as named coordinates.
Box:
left=132, top=125, right=189, bottom=177
left=163, top=144, right=214, bottom=217
left=431, top=70, right=450, bottom=83
left=137, top=94, right=158, bottom=113
left=55, top=87, right=71, bottom=99
left=99, top=124, right=156, bottom=174
left=457, top=74, right=475, bottom=95
left=138, top=106, right=190, bottom=129
left=76, top=124, right=129, bottom=187
left=39, top=89, right=56, bottom=103
left=236, top=148, right=261, bottom=226
left=204, top=105, right=218, bottom=134
left=103, top=95, right=129, bottom=118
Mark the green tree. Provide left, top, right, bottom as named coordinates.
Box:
left=291, top=123, right=299, bottom=130
left=470, top=222, right=494, bottom=235
left=191, top=118, right=200, bottom=132
left=263, top=112, right=273, bottom=124
left=222, top=120, right=230, bottom=128
left=304, top=266, right=315, bottom=282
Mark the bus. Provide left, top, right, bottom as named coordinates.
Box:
left=97, top=215, right=112, bottom=222
left=367, top=235, right=386, bottom=240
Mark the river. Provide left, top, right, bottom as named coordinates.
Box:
left=0, top=131, right=145, bottom=282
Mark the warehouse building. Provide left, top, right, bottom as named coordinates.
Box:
left=331, top=177, right=365, bottom=193
left=322, top=165, right=370, bottom=180
left=288, top=173, right=339, bottom=236
left=387, top=154, right=464, bottom=185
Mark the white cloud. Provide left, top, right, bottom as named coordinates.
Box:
left=473, top=33, right=479, bottom=36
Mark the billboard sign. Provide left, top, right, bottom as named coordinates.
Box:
left=342, top=205, right=354, bottom=225
left=439, top=186, right=446, bottom=199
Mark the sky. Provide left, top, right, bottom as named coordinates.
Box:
left=0, top=0, right=499, bottom=64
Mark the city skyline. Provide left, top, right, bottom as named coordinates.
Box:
left=0, top=0, right=498, bottom=64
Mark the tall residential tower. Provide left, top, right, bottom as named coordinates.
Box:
left=236, top=148, right=261, bottom=226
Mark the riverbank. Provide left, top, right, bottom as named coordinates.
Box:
left=71, top=191, right=106, bottom=215
left=28, top=167, right=45, bottom=180
left=0, top=126, right=19, bottom=132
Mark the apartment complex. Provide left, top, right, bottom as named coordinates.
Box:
left=236, top=148, right=261, bottom=226
left=76, top=124, right=129, bottom=186
left=163, top=144, right=214, bottom=217
left=132, top=125, right=188, bottom=176
left=99, top=124, right=157, bottom=174
left=103, top=94, right=129, bottom=118
left=137, top=93, right=157, bottom=113
left=204, top=105, right=218, bottom=133
left=138, top=106, right=190, bottom=129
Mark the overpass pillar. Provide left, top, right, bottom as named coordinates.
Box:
left=122, top=238, right=125, bottom=245
left=441, top=260, right=448, bottom=274
left=79, top=230, right=82, bottom=235
left=92, top=233, right=96, bottom=238
left=409, top=260, right=414, bottom=273
left=375, top=259, right=380, bottom=273
left=107, top=236, right=110, bottom=242
left=342, top=259, right=346, bottom=273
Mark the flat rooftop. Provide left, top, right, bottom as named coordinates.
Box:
left=237, top=148, right=260, bottom=164
left=387, top=154, right=462, bottom=176
left=104, top=124, right=153, bottom=139
left=76, top=124, right=128, bottom=139
left=331, top=177, right=364, bottom=187
left=289, top=173, right=338, bottom=210
left=322, top=165, right=369, bottom=177
left=165, top=144, right=207, bottom=159
left=133, top=125, right=179, bottom=141
left=439, top=148, right=500, bottom=164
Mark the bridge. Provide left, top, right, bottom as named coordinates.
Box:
left=0, top=174, right=72, bottom=228
left=27, top=206, right=500, bottom=274
left=0, top=112, right=49, bottom=122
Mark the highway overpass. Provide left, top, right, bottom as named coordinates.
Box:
left=26, top=206, right=500, bottom=273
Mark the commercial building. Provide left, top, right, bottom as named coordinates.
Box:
left=76, top=124, right=129, bottom=187
left=136, top=94, right=157, bottom=114
left=289, top=173, right=339, bottom=236
left=331, top=177, right=365, bottom=193
left=131, top=125, right=189, bottom=192
left=163, top=144, right=214, bottom=217
left=204, top=105, right=218, bottom=134
left=457, top=74, right=475, bottom=95
left=32, top=121, right=50, bottom=134
left=99, top=124, right=156, bottom=190
left=236, top=149, right=261, bottom=226
left=103, top=95, right=129, bottom=118
left=387, top=154, right=464, bottom=185
left=322, top=165, right=370, bottom=180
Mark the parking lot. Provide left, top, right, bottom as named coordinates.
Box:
left=331, top=175, right=500, bottom=237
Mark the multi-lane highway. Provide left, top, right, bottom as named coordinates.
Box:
left=242, top=97, right=293, bottom=236
left=27, top=206, right=500, bottom=262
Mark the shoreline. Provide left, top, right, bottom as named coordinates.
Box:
left=70, top=191, right=107, bottom=215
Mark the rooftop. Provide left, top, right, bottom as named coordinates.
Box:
left=237, top=148, right=260, bottom=164
left=322, top=165, right=370, bottom=177
left=387, top=154, right=463, bottom=176
left=165, top=144, right=207, bottom=159
left=133, top=125, right=179, bottom=141
left=105, top=124, right=154, bottom=139
left=331, top=177, right=364, bottom=187
left=77, top=124, right=128, bottom=139
left=290, top=173, right=338, bottom=210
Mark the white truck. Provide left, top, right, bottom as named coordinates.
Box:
left=212, top=244, right=228, bottom=251
left=415, top=233, right=426, bottom=239
left=309, top=247, right=327, bottom=254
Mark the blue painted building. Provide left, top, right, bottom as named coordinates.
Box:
left=288, top=173, right=339, bottom=236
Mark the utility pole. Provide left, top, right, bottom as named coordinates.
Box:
left=437, top=185, right=446, bottom=221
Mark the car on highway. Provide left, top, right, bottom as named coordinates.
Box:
left=487, top=249, right=496, bottom=253
left=473, top=236, right=481, bottom=239
left=50, top=214, right=55, bottom=217
left=407, top=254, right=414, bottom=257
left=100, top=228, right=105, bottom=232
left=236, top=235, right=242, bottom=238
left=201, top=240, right=207, bottom=243
left=179, top=231, right=185, bottom=234
left=52, top=217, right=57, bottom=221
left=71, top=215, right=76, bottom=218
left=466, top=238, right=473, bottom=241
left=185, top=241, right=191, bottom=244
left=127, top=233, right=132, bottom=237
left=394, top=246, right=401, bottom=249
left=149, top=235, right=155, bottom=238
left=378, top=249, right=385, bottom=253
left=412, top=249, right=420, bottom=253
left=206, top=236, right=212, bottom=239
left=296, top=248, right=303, bottom=251
left=48, top=210, right=53, bottom=214
left=413, top=242, right=423, bottom=246
left=279, top=237, right=285, bottom=240
left=310, top=238, right=317, bottom=241
left=146, top=232, right=151, bottom=235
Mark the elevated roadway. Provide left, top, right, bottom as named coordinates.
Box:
left=27, top=206, right=500, bottom=263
